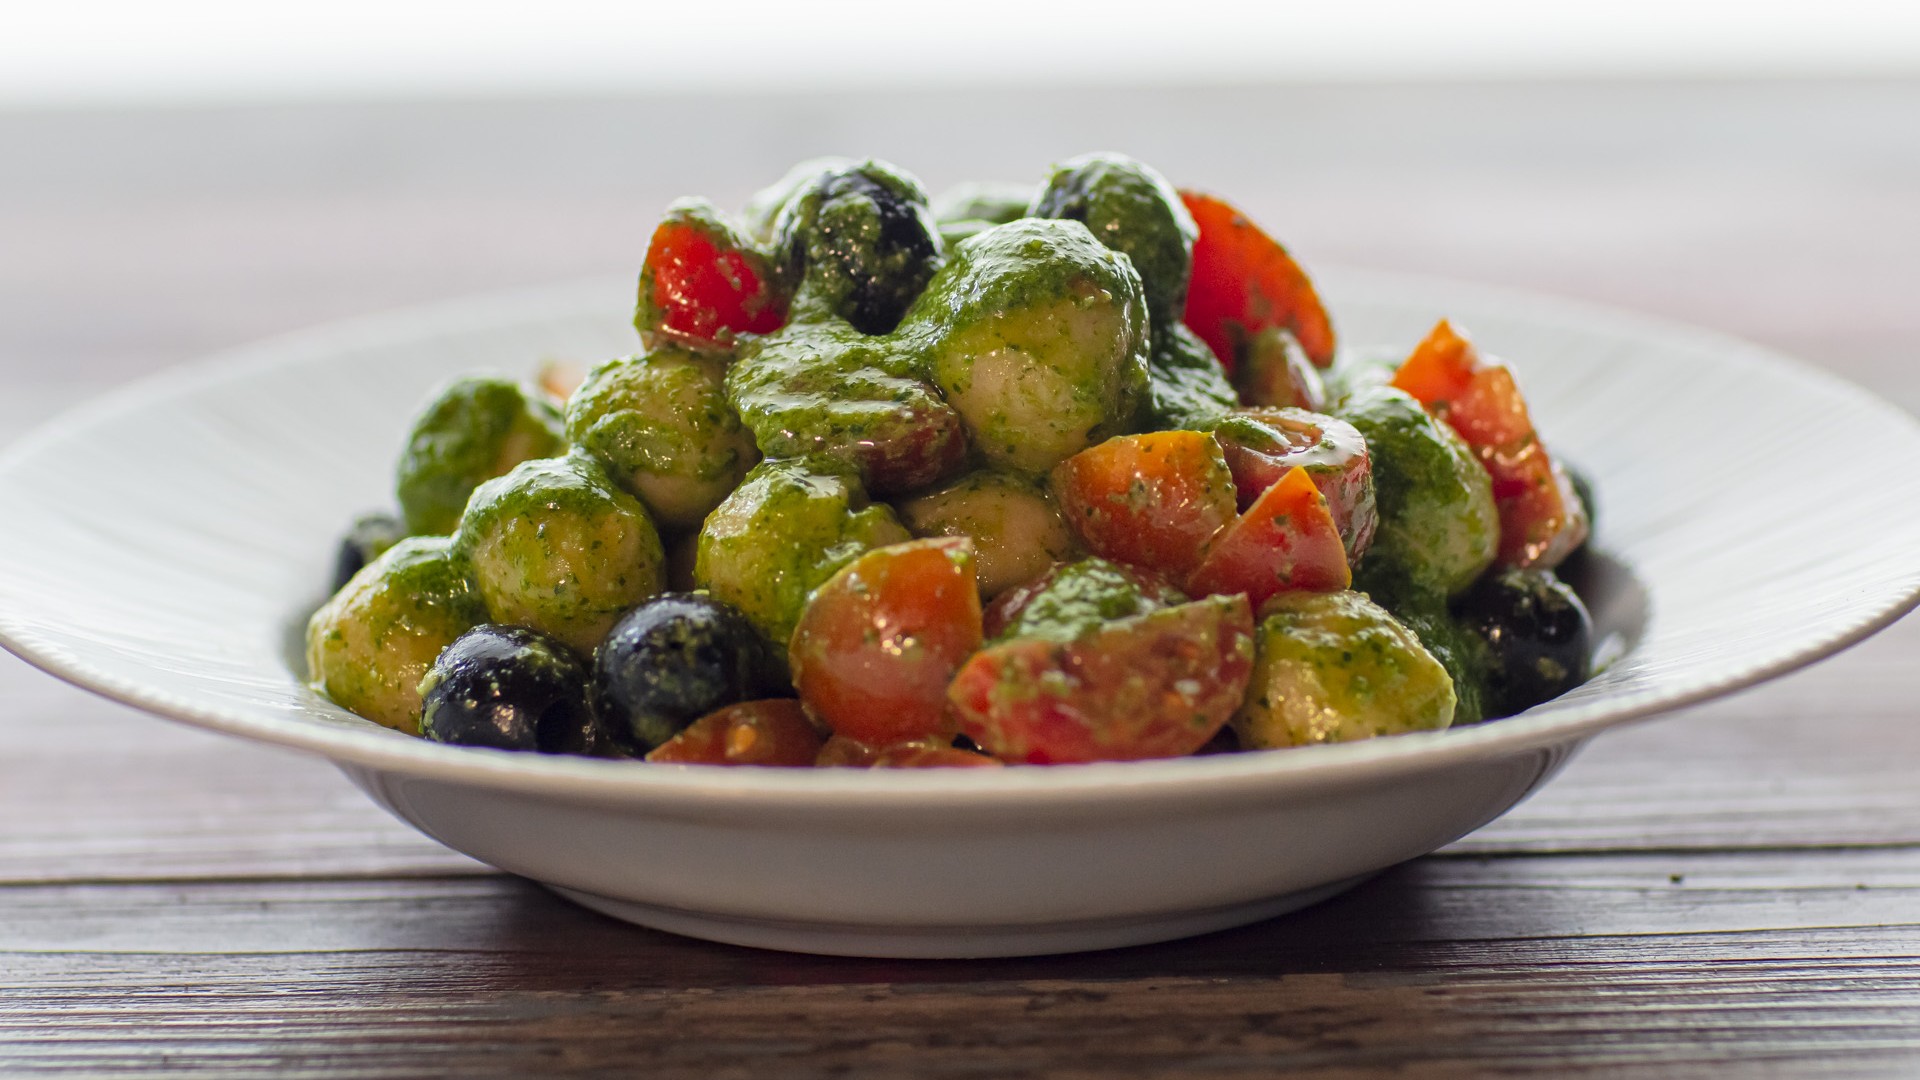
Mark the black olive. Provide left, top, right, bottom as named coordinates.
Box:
left=332, top=512, right=407, bottom=592
left=592, top=593, right=784, bottom=753
left=418, top=625, right=600, bottom=754
left=1453, top=568, right=1593, bottom=718
left=772, top=161, right=942, bottom=334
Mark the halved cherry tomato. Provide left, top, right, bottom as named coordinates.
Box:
left=1186, top=466, right=1351, bottom=606
left=1180, top=190, right=1336, bottom=371
left=1051, top=431, right=1238, bottom=581
left=1209, top=407, right=1376, bottom=559
left=1391, top=320, right=1589, bottom=568
left=948, top=594, right=1256, bottom=765
left=789, top=537, right=983, bottom=746
left=872, top=739, right=1005, bottom=768
left=644, top=699, right=823, bottom=766
left=636, top=198, right=787, bottom=351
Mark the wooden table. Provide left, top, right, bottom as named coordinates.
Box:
left=4, top=81, right=1919, bottom=1077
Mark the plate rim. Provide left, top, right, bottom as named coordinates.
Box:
left=3, top=268, right=1918, bottom=813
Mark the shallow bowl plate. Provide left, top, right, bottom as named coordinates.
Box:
left=3, top=270, right=1918, bottom=957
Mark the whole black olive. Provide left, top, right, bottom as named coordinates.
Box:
left=332, top=512, right=407, bottom=592
left=1453, top=567, right=1593, bottom=718
left=418, top=625, right=600, bottom=754
left=592, top=593, right=784, bottom=753
left=771, top=161, right=943, bottom=335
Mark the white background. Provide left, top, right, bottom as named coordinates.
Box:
left=5, top=0, right=1920, bottom=108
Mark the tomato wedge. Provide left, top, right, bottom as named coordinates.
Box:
left=644, top=699, right=823, bottom=766
left=637, top=197, right=788, bottom=352
left=1208, top=407, right=1376, bottom=559
left=789, top=537, right=983, bottom=746
left=1391, top=320, right=1589, bottom=568
left=948, top=594, right=1256, bottom=765
left=1179, top=190, right=1336, bottom=371
left=1051, top=431, right=1238, bottom=581
left=1186, top=466, right=1351, bottom=606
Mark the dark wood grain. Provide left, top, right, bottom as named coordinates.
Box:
left=5, top=855, right=1920, bottom=1078
left=3, top=80, right=1919, bottom=1076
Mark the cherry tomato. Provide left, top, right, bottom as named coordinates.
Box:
left=636, top=198, right=787, bottom=352
left=1051, top=431, right=1238, bottom=581
left=1208, top=407, right=1376, bottom=559
left=947, top=594, right=1255, bottom=765
left=1186, top=466, right=1351, bottom=606
left=789, top=537, right=984, bottom=746
left=644, top=699, right=823, bottom=766
left=1390, top=320, right=1589, bottom=568
left=1179, top=190, right=1336, bottom=371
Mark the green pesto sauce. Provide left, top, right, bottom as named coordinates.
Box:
left=740, top=156, right=856, bottom=244
left=726, top=317, right=953, bottom=479
left=567, top=347, right=758, bottom=528
left=395, top=376, right=567, bottom=537
left=997, top=556, right=1186, bottom=644
left=1232, top=590, right=1455, bottom=749
left=1028, top=152, right=1197, bottom=326
left=1340, top=385, right=1497, bottom=598
left=453, top=452, right=666, bottom=654
left=901, top=218, right=1152, bottom=476
left=305, top=534, right=486, bottom=733
left=1146, top=323, right=1237, bottom=431
left=694, top=458, right=911, bottom=650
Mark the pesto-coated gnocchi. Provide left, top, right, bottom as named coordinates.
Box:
left=454, top=453, right=666, bottom=655
left=566, top=347, right=758, bottom=530
left=905, top=218, right=1151, bottom=476
left=306, top=535, right=486, bottom=734
left=895, top=470, right=1076, bottom=598
left=694, top=458, right=911, bottom=651
left=395, top=376, right=566, bottom=536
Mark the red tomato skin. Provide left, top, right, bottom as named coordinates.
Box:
left=1052, top=431, right=1239, bottom=581
left=636, top=198, right=787, bottom=352
left=948, top=594, right=1256, bottom=765
left=1179, top=190, right=1336, bottom=371
left=789, top=537, right=984, bottom=746
left=1186, top=467, right=1351, bottom=608
left=1391, top=321, right=1589, bottom=568
left=644, top=699, right=823, bottom=766
left=1210, top=407, right=1377, bottom=560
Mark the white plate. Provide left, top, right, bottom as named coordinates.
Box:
left=3, top=271, right=1918, bottom=958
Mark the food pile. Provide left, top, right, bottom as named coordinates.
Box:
left=306, top=153, right=1597, bottom=768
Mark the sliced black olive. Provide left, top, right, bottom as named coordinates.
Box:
left=332, top=512, right=407, bottom=592
left=1453, top=567, right=1593, bottom=718
left=418, top=625, right=600, bottom=754
left=592, top=592, right=784, bottom=754
left=771, top=161, right=943, bottom=334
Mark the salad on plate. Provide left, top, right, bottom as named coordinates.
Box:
left=305, top=152, right=1596, bottom=768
